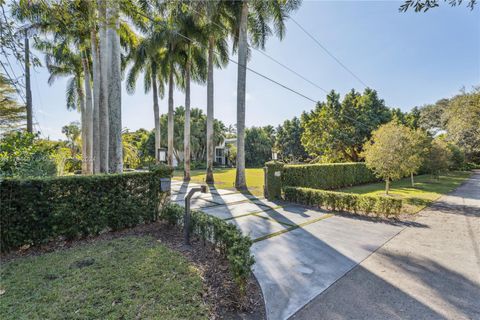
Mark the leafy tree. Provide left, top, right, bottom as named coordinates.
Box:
left=443, top=87, right=480, bottom=162
left=302, top=89, right=391, bottom=162
left=423, top=138, right=452, bottom=178
left=245, top=126, right=274, bottom=168
left=62, top=121, right=81, bottom=157
left=362, top=122, right=423, bottom=194
left=0, top=131, right=56, bottom=178
left=406, top=129, right=430, bottom=186
left=0, top=74, right=26, bottom=133
left=275, top=117, right=307, bottom=163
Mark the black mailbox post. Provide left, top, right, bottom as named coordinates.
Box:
left=184, top=185, right=208, bottom=245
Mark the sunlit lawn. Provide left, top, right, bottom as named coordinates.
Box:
left=0, top=237, right=208, bottom=320
left=339, top=171, right=472, bottom=214
left=173, top=168, right=264, bottom=196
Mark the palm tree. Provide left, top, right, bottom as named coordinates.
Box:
left=126, top=36, right=168, bottom=164
left=192, top=1, right=230, bottom=184
left=107, top=0, right=123, bottom=173
left=229, top=0, right=302, bottom=189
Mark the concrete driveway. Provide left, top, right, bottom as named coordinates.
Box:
left=292, top=171, right=480, bottom=320
left=171, top=181, right=417, bottom=320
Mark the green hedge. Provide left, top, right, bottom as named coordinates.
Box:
left=283, top=162, right=377, bottom=190
left=265, top=161, right=285, bottom=200
left=161, top=203, right=255, bottom=294
left=284, top=186, right=402, bottom=218
left=0, top=167, right=172, bottom=252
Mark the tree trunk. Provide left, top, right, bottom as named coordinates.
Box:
left=184, top=56, right=191, bottom=181
left=82, top=52, right=93, bottom=174
left=98, top=0, right=109, bottom=173
left=91, top=28, right=101, bottom=174
left=235, top=1, right=248, bottom=190
left=385, top=178, right=390, bottom=195
left=151, top=66, right=161, bottom=163
left=107, top=0, right=123, bottom=173
left=24, top=30, right=32, bottom=133
left=411, top=172, right=415, bottom=187
left=167, top=64, right=174, bottom=166
left=206, top=36, right=215, bottom=184
left=78, top=80, right=86, bottom=174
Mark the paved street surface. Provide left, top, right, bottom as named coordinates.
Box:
left=171, top=181, right=404, bottom=319
left=292, top=171, right=480, bottom=320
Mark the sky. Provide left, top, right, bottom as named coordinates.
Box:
left=8, top=0, right=480, bottom=140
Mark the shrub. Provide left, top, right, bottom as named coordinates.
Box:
left=161, top=203, right=255, bottom=294
left=284, top=186, right=402, bottom=218
left=0, top=168, right=173, bottom=252
left=282, top=162, right=377, bottom=190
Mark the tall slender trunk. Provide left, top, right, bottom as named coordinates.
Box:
left=385, top=178, right=390, bottom=195
left=206, top=36, right=215, bottom=184
left=91, top=28, right=101, bottom=173
left=184, top=56, right=191, bottom=181
left=107, top=0, right=123, bottom=173
left=235, top=1, right=248, bottom=189
left=24, top=30, right=32, bottom=133
left=78, top=80, right=86, bottom=174
left=411, top=172, right=415, bottom=187
left=82, top=52, right=94, bottom=174
left=151, top=66, right=161, bottom=163
left=167, top=63, right=174, bottom=166
left=98, top=0, right=109, bottom=173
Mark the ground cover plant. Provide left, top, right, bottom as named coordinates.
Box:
left=0, top=236, right=209, bottom=320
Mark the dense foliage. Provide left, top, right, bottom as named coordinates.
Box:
left=283, top=162, right=377, bottom=190
left=161, top=203, right=255, bottom=294
left=0, top=168, right=172, bottom=252
left=275, top=117, right=308, bottom=163
left=265, top=161, right=285, bottom=199
left=245, top=126, right=275, bottom=167
left=301, top=89, right=392, bottom=162
left=0, top=131, right=56, bottom=178
left=0, top=74, right=26, bottom=133
left=284, top=186, right=403, bottom=218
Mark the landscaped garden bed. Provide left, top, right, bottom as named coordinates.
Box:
left=0, top=221, right=265, bottom=320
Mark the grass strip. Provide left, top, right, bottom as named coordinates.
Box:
left=223, top=205, right=283, bottom=221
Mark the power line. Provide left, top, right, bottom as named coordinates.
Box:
left=187, top=5, right=328, bottom=94
left=290, top=17, right=370, bottom=89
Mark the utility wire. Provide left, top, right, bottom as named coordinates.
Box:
left=290, top=17, right=369, bottom=89
left=187, top=5, right=328, bottom=94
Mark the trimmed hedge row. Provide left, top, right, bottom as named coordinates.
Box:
left=283, top=162, right=377, bottom=190
left=284, top=186, right=402, bottom=218
left=0, top=168, right=172, bottom=252
left=161, top=203, right=255, bottom=294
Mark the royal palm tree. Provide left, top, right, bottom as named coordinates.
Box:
left=126, top=35, right=168, bottom=164
left=228, top=0, right=302, bottom=189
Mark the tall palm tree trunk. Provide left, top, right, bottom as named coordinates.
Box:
left=91, top=28, right=101, bottom=174
left=77, top=79, right=87, bottom=174
left=235, top=1, right=248, bottom=189
left=167, top=63, right=174, bottom=166
left=98, top=0, right=109, bottom=173
left=82, top=53, right=93, bottom=174
left=107, top=0, right=123, bottom=173
left=151, top=65, right=161, bottom=163
left=24, top=30, right=33, bottom=133
left=206, top=36, right=215, bottom=184
left=184, top=57, right=191, bottom=181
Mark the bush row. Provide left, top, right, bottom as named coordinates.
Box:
left=282, top=162, right=377, bottom=190
left=284, top=186, right=403, bottom=218
left=0, top=167, right=172, bottom=252
left=161, top=203, right=255, bottom=294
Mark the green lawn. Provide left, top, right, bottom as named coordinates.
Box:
left=0, top=237, right=208, bottom=320
left=339, top=171, right=471, bottom=214
left=174, top=168, right=265, bottom=196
